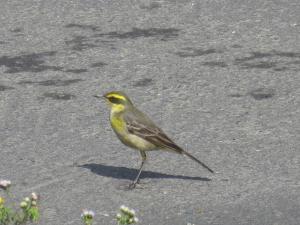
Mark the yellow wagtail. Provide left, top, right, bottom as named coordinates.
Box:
left=95, top=91, right=213, bottom=188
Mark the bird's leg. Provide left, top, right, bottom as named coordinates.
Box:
left=129, top=151, right=147, bottom=189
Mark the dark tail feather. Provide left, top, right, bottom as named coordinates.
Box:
left=158, top=138, right=214, bottom=173
left=182, top=151, right=214, bottom=173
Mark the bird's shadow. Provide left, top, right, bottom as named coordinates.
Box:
left=78, top=163, right=211, bottom=182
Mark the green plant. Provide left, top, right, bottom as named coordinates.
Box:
left=116, top=205, right=138, bottom=225
left=0, top=180, right=40, bottom=225
left=81, top=209, right=95, bottom=225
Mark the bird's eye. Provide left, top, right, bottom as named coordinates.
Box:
left=108, top=96, right=123, bottom=104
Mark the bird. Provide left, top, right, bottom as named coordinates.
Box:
left=95, top=91, right=214, bottom=188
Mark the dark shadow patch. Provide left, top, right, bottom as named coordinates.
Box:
left=42, top=92, right=76, bottom=100
left=94, top=39, right=115, bottom=44
left=65, top=35, right=98, bottom=51
left=65, top=69, right=88, bottom=73
left=18, top=79, right=83, bottom=86
left=94, top=40, right=116, bottom=50
left=96, top=27, right=180, bottom=40
left=10, top=28, right=22, bottom=33
left=231, top=44, right=242, bottom=48
left=273, top=51, right=300, bottom=58
left=235, top=52, right=273, bottom=63
left=79, top=163, right=211, bottom=182
left=239, top=61, right=277, bottom=69
left=0, top=85, right=14, bottom=91
left=287, top=60, right=300, bottom=65
left=202, top=61, right=227, bottom=67
left=0, top=41, right=6, bottom=44
left=228, top=93, right=243, bottom=98
left=91, top=62, right=107, bottom=68
left=273, top=67, right=289, bottom=71
left=248, top=88, right=275, bottom=100
left=175, top=48, right=221, bottom=57
left=235, top=50, right=300, bottom=71
left=0, top=51, right=62, bottom=73
left=140, top=2, right=161, bottom=10
left=133, top=78, right=154, bottom=87
left=10, top=28, right=24, bottom=37
left=65, top=23, right=99, bottom=32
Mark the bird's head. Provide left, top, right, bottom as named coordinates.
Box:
left=97, top=91, right=133, bottom=112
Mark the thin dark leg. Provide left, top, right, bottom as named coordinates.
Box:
left=129, top=151, right=147, bottom=189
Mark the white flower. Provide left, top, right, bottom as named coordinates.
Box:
left=81, top=209, right=95, bottom=219
left=116, top=213, right=122, bottom=219
left=129, top=209, right=136, bottom=216
left=31, top=200, right=37, bottom=206
left=88, top=210, right=95, bottom=218
left=24, top=197, right=30, bottom=203
left=0, top=180, right=11, bottom=189
left=20, top=201, right=28, bottom=208
left=31, top=192, right=38, bottom=201
left=81, top=209, right=89, bottom=218
left=120, top=205, right=129, bottom=213
left=120, top=205, right=126, bottom=210
left=133, top=217, right=139, bottom=223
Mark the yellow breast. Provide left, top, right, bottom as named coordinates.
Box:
left=110, top=112, right=156, bottom=151
left=110, top=114, right=126, bottom=132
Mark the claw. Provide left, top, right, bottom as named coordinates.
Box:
left=128, top=182, right=137, bottom=189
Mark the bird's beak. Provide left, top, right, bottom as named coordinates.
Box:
left=93, top=95, right=105, bottom=99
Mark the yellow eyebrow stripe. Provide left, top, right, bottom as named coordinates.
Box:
left=106, top=93, right=126, bottom=101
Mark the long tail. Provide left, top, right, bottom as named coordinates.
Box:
left=182, top=150, right=214, bottom=173
left=152, top=133, right=214, bottom=173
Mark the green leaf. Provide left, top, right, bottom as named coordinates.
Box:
left=0, top=206, right=12, bottom=224
left=28, top=207, right=40, bottom=221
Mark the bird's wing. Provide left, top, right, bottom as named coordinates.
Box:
left=124, top=109, right=214, bottom=173
left=124, top=111, right=183, bottom=154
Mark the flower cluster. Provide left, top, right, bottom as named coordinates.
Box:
left=116, top=205, right=138, bottom=225
left=0, top=180, right=11, bottom=190
left=18, top=192, right=40, bottom=223
left=0, top=180, right=40, bottom=225
left=81, top=209, right=95, bottom=225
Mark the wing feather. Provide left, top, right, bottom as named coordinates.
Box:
left=125, top=114, right=183, bottom=153
left=124, top=110, right=214, bottom=173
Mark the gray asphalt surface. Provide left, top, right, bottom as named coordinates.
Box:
left=0, top=0, right=299, bottom=224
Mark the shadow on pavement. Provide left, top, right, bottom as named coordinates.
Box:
left=78, top=163, right=211, bottom=182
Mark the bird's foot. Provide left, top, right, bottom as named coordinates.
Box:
left=128, top=182, right=137, bottom=189
left=127, top=181, right=146, bottom=190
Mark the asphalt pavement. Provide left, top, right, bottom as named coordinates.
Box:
left=0, top=0, right=299, bottom=224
